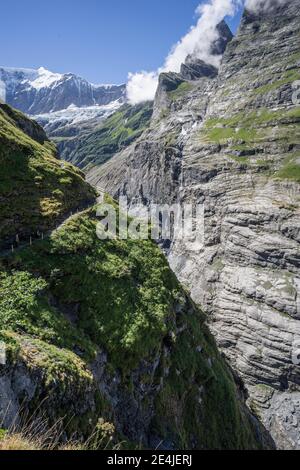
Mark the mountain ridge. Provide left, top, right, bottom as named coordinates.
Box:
left=0, top=66, right=126, bottom=114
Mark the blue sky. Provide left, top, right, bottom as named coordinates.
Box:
left=1, top=0, right=244, bottom=84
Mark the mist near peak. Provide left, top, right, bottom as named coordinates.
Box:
left=126, top=0, right=290, bottom=106
left=127, top=0, right=241, bottom=106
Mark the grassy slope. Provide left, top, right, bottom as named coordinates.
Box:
left=0, top=204, right=261, bottom=449
left=0, top=206, right=180, bottom=369
left=168, top=82, right=195, bottom=101
left=56, top=102, right=153, bottom=170
left=0, top=105, right=262, bottom=449
left=0, top=104, right=96, bottom=247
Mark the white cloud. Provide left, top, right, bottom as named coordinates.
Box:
left=126, top=71, right=159, bottom=106
left=127, top=0, right=242, bottom=105
left=126, top=0, right=290, bottom=105
left=164, top=0, right=238, bottom=73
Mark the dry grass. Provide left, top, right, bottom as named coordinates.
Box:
left=0, top=408, right=121, bottom=451
left=0, top=434, right=40, bottom=451
left=0, top=415, right=66, bottom=451
left=0, top=431, right=122, bottom=451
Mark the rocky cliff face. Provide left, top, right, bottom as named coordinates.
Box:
left=87, top=0, right=300, bottom=449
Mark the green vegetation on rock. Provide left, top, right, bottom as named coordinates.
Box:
left=0, top=204, right=263, bottom=449
left=0, top=103, right=96, bottom=247
left=152, top=314, right=260, bottom=449
left=1, top=207, right=181, bottom=369
left=56, top=102, right=153, bottom=170
left=168, top=82, right=195, bottom=101
left=253, top=69, right=300, bottom=95
left=274, top=152, right=300, bottom=182
left=199, top=107, right=300, bottom=162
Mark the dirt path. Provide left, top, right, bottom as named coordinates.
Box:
left=0, top=188, right=106, bottom=259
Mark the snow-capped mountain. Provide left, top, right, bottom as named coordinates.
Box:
left=0, top=66, right=126, bottom=115
left=0, top=66, right=127, bottom=153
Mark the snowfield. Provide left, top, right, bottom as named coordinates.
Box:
left=34, top=100, right=123, bottom=128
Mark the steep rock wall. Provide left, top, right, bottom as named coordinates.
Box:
left=87, top=0, right=300, bottom=449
